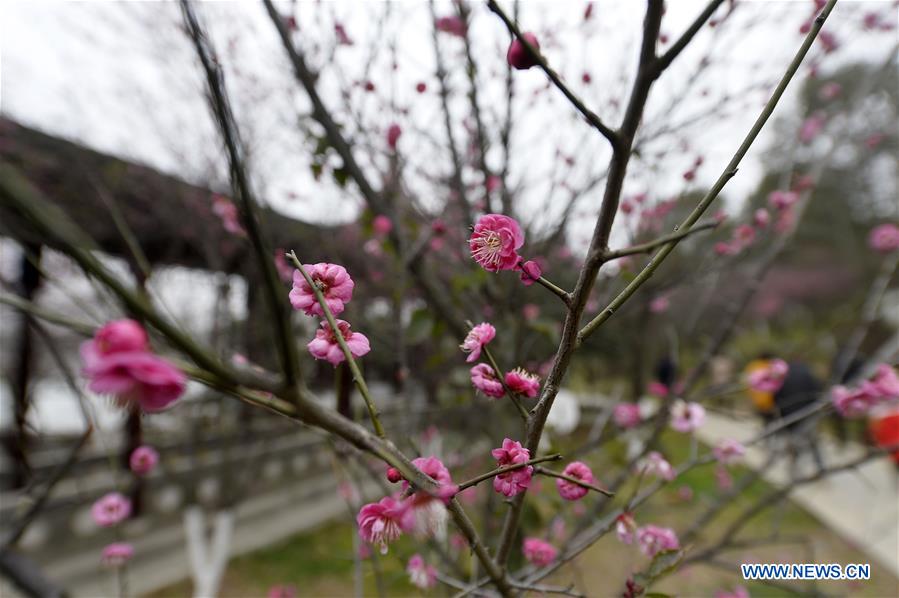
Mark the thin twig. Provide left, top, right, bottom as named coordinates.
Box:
left=603, top=220, right=719, bottom=260
left=456, top=454, right=562, bottom=492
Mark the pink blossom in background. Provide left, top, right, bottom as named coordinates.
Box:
left=798, top=112, right=826, bottom=143
left=768, top=190, right=799, bottom=211
left=386, top=124, right=402, bottom=150
left=670, top=400, right=706, bottom=433
left=556, top=461, right=596, bottom=501
left=715, top=586, right=750, bottom=598
left=818, top=82, right=842, bottom=100
left=677, top=485, right=694, bottom=502
left=616, top=512, right=637, bottom=544
left=100, top=542, right=134, bottom=567
left=714, top=241, right=739, bottom=257
left=357, top=495, right=414, bottom=554
left=460, top=322, right=496, bottom=363
left=469, top=214, right=524, bottom=272
left=647, top=381, right=669, bottom=398
left=505, top=368, right=541, bottom=398
left=415, top=81, right=427, bottom=93
left=522, top=303, right=541, bottom=321
left=519, top=260, right=542, bottom=286
left=747, top=359, right=788, bottom=393
left=613, top=403, right=642, bottom=429
left=734, top=224, right=756, bottom=248
left=637, top=525, right=680, bottom=557
left=870, top=364, right=899, bottom=399
left=649, top=296, right=670, bottom=313
left=831, top=385, right=875, bottom=418
left=522, top=537, right=557, bottom=567
left=640, top=451, right=675, bottom=481
left=406, top=554, right=437, bottom=590
left=486, top=175, right=502, bottom=193
left=713, top=439, right=746, bottom=465
left=129, top=445, right=159, bottom=476
left=792, top=174, right=815, bottom=192
left=864, top=133, right=886, bottom=150
left=372, top=215, right=393, bottom=237
left=306, top=319, right=370, bottom=366
left=507, top=32, right=541, bottom=70
left=273, top=250, right=293, bottom=282
left=492, top=438, right=533, bottom=497
left=92, top=320, right=148, bottom=354
left=818, top=30, right=839, bottom=53
left=334, top=22, right=353, bottom=45
left=715, top=464, right=733, bottom=490
left=91, top=492, right=131, bottom=527
left=868, top=223, right=899, bottom=253
left=753, top=208, right=770, bottom=229
left=550, top=518, right=567, bottom=541
left=211, top=194, right=246, bottom=236
left=435, top=15, right=466, bottom=37
left=267, top=586, right=297, bottom=598
left=471, top=363, right=504, bottom=398
left=289, top=263, right=355, bottom=317
left=81, top=344, right=186, bottom=413
left=775, top=207, right=796, bottom=233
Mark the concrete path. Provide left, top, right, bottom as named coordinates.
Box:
left=695, top=410, right=899, bottom=579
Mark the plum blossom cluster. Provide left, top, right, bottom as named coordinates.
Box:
left=81, top=319, right=186, bottom=413
left=869, top=223, right=899, bottom=253
left=92, top=492, right=135, bottom=568
left=468, top=214, right=545, bottom=288
left=359, top=456, right=458, bottom=554
left=831, top=364, right=899, bottom=418
left=461, top=322, right=541, bottom=399
left=746, top=359, right=789, bottom=393
left=556, top=461, right=597, bottom=501
left=670, top=400, right=706, bottom=433
left=492, top=438, right=533, bottom=497
left=289, top=262, right=370, bottom=366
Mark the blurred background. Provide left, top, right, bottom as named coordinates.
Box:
left=0, top=1, right=897, bottom=596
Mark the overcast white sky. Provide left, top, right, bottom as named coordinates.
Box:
left=0, top=0, right=895, bottom=247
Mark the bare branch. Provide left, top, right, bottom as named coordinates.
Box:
left=603, top=219, right=720, bottom=261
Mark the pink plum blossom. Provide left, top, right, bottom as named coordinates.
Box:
left=101, top=543, right=134, bottom=567
left=649, top=296, right=670, bottom=313
left=306, top=319, right=370, bottom=366
left=819, top=82, right=842, bottom=100
left=507, top=33, right=541, bottom=70
left=734, top=224, right=756, bottom=247
left=289, top=263, right=355, bottom=317
left=91, top=320, right=148, bottom=354
left=613, top=403, right=642, bottom=429
left=91, top=492, right=131, bottom=527
left=470, top=363, right=505, bottom=398
left=753, top=208, right=771, bottom=229
left=435, top=15, right=466, bottom=37
left=519, top=260, right=542, bottom=286
left=647, top=381, right=669, bottom=398
left=372, top=215, right=393, bottom=237
left=407, top=456, right=457, bottom=503
left=469, top=214, right=525, bottom=272
left=768, top=190, right=799, bottom=211
left=460, top=322, right=496, bottom=363
left=868, top=224, right=899, bottom=253
left=211, top=194, right=246, bottom=236
left=357, top=495, right=414, bottom=554
left=492, top=438, right=533, bottom=497
left=81, top=334, right=186, bottom=413
left=870, top=364, right=899, bottom=399
left=406, top=554, right=437, bottom=590
left=386, top=124, right=402, bottom=150
left=670, top=400, right=706, bottom=433
left=556, top=461, right=596, bottom=501
left=831, top=385, right=875, bottom=418
left=129, top=445, right=159, bottom=476
left=616, top=512, right=637, bottom=544
left=273, top=250, right=293, bottom=282
left=522, top=303, right=541, bottom=321
left=640, top=451, right=675, bottom=481
left=799, top=112, right=826, bottom=143
left=747, top=359, right=788, bottom=393
left=637, top=525, right=680, bottom=557
left=505, top=368, right=540, bottom=398
left=522, top=537, right=557, bottom=567
left=713, top=439, right=746, bottom=465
